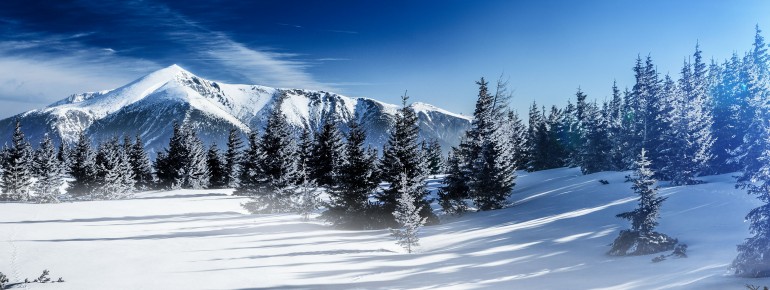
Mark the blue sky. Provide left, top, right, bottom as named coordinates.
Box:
left=0, top=0, right=769, bottom=118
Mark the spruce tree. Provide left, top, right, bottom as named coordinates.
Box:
left=127, top=136, right=154, bottom=190
left=617, top=148, right=666, bottom=234
left=242, top=95, right=298, bottom=213
left=437, top=148, right=469, bottom=215
left=206, top=144, right=226, bottom=188
left=235, top=132, right=262, bottom=197
left=1, top=120, right=33, bottom=201
left=309, top=118, right=343, bottom=187
left=379, top=94, right=434, bottom=226
left=296, top=127, right=313, bottom=185
left=732, top=25, right=770, bottom=278
left=507, top=110, right=528, bottom=170
left=710, top=53, right=744, bottom=173
left=224, top=128, right=243, bottom=188
left=607, top=81, right=626, bottom=171
left=390, top=172, right=428, bottom=254
left=323, top=117, right=378, bottom=228
left=461, top=78, right=516, bottom=210
left=155, top=123, right=209, bottom=189
left=32, top=135, right=63, bottom=203
left=424, top=139, right=443, bottom=175
left=579, top=101, right=612, bottom=174
left=610, top=148, right=676, bottom=256
left=94, top=137, right=134, bottom=199
left=68, top=131, right=96, bottom=198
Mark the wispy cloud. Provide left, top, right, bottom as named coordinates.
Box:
left=0, top=0, right=340, bottom=118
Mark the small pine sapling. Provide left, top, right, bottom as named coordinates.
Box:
left=391, top=173, right=428, bottom=253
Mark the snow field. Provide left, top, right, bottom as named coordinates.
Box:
left=1, top=168, right=767, bottom=289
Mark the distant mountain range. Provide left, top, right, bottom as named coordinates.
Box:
left=0, top=65, right=471, bottom=155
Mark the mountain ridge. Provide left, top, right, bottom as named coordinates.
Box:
left=1, top=65, right=471, bottom=154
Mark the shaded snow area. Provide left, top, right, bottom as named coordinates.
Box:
left=1, top=168, right=768, bottom=289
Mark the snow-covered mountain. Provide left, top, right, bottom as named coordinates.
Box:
left=0, top=65, right=470, bottom=154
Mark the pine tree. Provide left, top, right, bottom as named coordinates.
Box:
left=155, top=123, right=210, bottom=189
left=424, top=139, right=443, bottom=175
left=206, top=144, right=226, bottom=188
left=379, top=94, right=434, bottom=226
left=617, top=149, right=666, bottom=234
left=56, top=141, right=70, bottom=170
left=32, top=135, right=63, bottom=203
left=68, top=131, right=96, bottom=198
left=295, top=165, right=320, bottom=222
left=607, top=81, right=626, bottom=171
left=507, top=110, right=528, bottom=170
left=309, top=118, right=343, bottom=187
left=579, top=101, right=612, bottom=174
left=460, top=78, right=516, bottom=210
left=127, top=136, right=153, bottom=190
left=390, top=172, right=428, bottom=254
left=732, top=25, right=770, bottom=278
left=235, top=132, right=262, bottom=196
left=224, top=128, right=243, bottom=188
left=241, top=95, right=298, bottom=213
left=710, top=53, right=744, bottom=173
left=323, top=117, right=378, bottom=228
left=1, top=120, right=33, bottom=201
left=437, top=148, right=469, bottom=215
left=296, top=127, right=313, bottom=184
left=94, top=137, right=134, bottom=199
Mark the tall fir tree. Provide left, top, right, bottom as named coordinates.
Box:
left=710, top=53, right=745, bottom=173
left=235, top=132, right=262, bottom=196
left=309, top=118, right=344, bottom=187
left=732, top=25, right=770, bottom=278
left=32, top=135, right=63, bottom=203
left=424, top=139, right=444, bottom=175
left=378, top=94, right=435, bottom=226
left=207, top=144, right=227, bottom=189
left=224, top=128, right=243, bottom=188
left=460, top=78, right=516, bottom=210
left=242, top=95, right=298, bottom=213
left=126, top=135, right=153, bottom=190
left=1, top=120, right=33, bottom=201
left=437, top=148, right=469, bottom=215
left=323, top=117, right=379, bottom=229
left=607, top=81, right=626, bottom=171
left=68, top=131, right=97, bottom=198
left=94, top=137, right=135, bottom=199
left=155, top=123, right=210, bottom=189
left=579, top=102, right=612, bottom=174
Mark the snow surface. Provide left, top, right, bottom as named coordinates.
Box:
left=1, top=168, right=766, bottom=289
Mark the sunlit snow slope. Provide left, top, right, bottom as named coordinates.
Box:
left=0, top=168, right=764, bottom=289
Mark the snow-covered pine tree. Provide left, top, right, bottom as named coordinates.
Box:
left=378, top=94, right=435, bottom=226
left=619, top=148, right=665, bottom=233
left=710, top=53, right=744, bottom=174
left=578, top=101, right=612, bottom=174
left=732, top=105, right=770, bottom=277
left=1, top=120, right=33, bottom=201
left=507, top=110, right=528, bottom=171
left=424, top=139, right=443, bottom=176
left=56, top=141, right=70, bottom=170
left=661, top=45, right=714, bottom=185
left=68, top=131, right=97, bottom=198
left=525, top=102, right=542, bottom=171
left=460, top=78, right=516, bottom=210
left=295, top=164, right=320, bottom=222
left=242, top=95, right=298, bottom=213
left=155, top=123, right=210, bottom=189
left=607, top=81, right=626, bottom=171
left=732, top=25, right=770, bottom=278
left=127, top=135, right=153, bottom=190
left=390, top=172, right=428, bottom=254
left=610, top=148, right=676, bottom=256
left=296, top=127, right=313, bottom=185
left=224, top=128, right=243, bottom=188
left=94, top=137, right=135, bottom=199
left=437, top=148, right=469, bottom=215
left=622, top=56, right=663, bottom=170
left=235, top=132, right=262, bottom=198
left=32, top=135, right=63, bottom=203
left=206, top=144, right=226, bottom=189
left=732, top=26, right=770, bottom=183
left=309, top=118, right=343, bottom=187
left=323, top=116, right=379, bottom=229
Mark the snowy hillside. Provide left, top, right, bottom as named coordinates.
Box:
left=0, top=168, right=764, bottom=289
left=0, top=65, right=470, bottom=154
